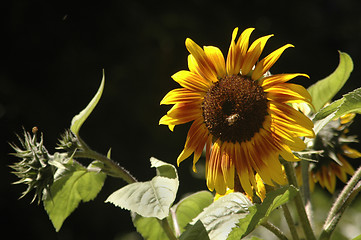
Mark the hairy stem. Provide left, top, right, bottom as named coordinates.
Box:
left=282, top=204, right=299, bottom=240
left=301, top=159, right=313, bottom=226
left=75, top=136, right=137, bottom=184
left=283, top=161, right=316, bottom=240
left=158, top=218, right=178, bottom=240
left=261, top=221, right=288, bottom=240
left=319, top=165, right=361, bottom=240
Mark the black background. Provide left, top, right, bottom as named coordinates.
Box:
left=2, top=0, right=361, bottom=239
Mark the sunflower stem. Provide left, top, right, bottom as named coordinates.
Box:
left=283, top=161, right=316, bottom=240
left=319, top=165, right=361, bottom=240
left=281, top=204, right=300, bottom=240
left=75, top=136, right=137, bottom=184
left=158, top=218, right=178, bottom=240
left=301, top=159, right=313, bottom=226
left=261, top=221, right=288, bottom=240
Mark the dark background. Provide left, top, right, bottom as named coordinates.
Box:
left=2, top=0, right=361, bottom=239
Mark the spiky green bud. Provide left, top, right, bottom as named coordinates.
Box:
left=10, top=128, right=55, bottom=204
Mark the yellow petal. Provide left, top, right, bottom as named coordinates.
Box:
left=265, top=83, right=312, bottom=104
left=238, top=28, right=255, bottom=67
left=226, top=27, right=240, bottom=75
left=160, top=88, right=204, bottom=105
left=186, top=38, right=218, bottom=82
left=241, top=34, right=273, bottom=76
left=261, top=73, right=309, bottom=88
left=177, top=118, right=208, bottom=166
left=252, top=44, right=294, bottom=80
left=221, top=142, right=235, bottom=189
left=204, top=46, right=226, bottom=78
left=172, top=70, right=212, bottom=92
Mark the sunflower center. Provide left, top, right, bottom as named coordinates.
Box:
left=202, top=74, right=268, bottom=143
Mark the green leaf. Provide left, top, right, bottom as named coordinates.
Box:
left=352, top=234, right=361, bottom=240
left=227, top=186, right=298, bottom=240
left=132, top=213, right=170, bottom=240
left=43, top=161, right=106, bottom=231
left=312, top=87, right=361, bottom=135
left=190, top=192, right=252, bottom=240
left=307, top=51, right=353, bottom=112
left=105, top=158, right=179, bottom=219
left=172, top=191, right=214, bottom=234
left=179, top=220, right=210, bottom=240
left=151, top=157, right=177, bottom=179
left=133, top=191, right=212, bottom=240
left=330, top=87, right=361, bottom=119
left=70, top=71, right=105, bottom=136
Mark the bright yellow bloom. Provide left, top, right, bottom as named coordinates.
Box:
left=160, top=27, right=314, bottom=197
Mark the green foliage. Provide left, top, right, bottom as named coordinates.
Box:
left=43, top=160, right=106, bottom=231
left=190, top=192, right=252, bottom=240
left=106, top=157, right=179, bottom=220
left=315, top=87, right=361, bottom=121
left=173, top=191, right=214, bottom=233
left=132, top=214, right=171, bottom=240
left=352, top=234, right=361, bottom=240
left=133, top=190, right=213, bottom=240
left=179, top=221, right=210, bottom=240
left=227, top=186, right=298, bottom=240
left=70, top=71, right=105, bottom=136
left=307, top=51, right=353, bottom=112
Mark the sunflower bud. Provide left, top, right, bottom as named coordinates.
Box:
left=56, top=129, right=81, bottom=154
left=10, top=128, right=55, bottom=204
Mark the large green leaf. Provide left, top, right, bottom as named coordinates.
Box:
left=307, top=51, right=353, bottom=112
left=172, top=191, right=214, bottom=234
left=227, top=186, right=298, bottom=240
left=43, top=161, right=106, bottom=231
left=190, top=192, right=252, bottom=240
left=105, top=157, right=179, bottom=220
left=71, top=71, right=105, bottom=136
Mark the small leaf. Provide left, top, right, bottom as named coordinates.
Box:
left=190, top=192, right=252, bottom=240
left=151, top=157, right=177, bottom=179
left=312, top=87, right=361, bottom=134
left=331, top=87, right=361, bottom=119
left=172, top=191, right=214, bottom=234
left=307, top=51, right=353, bottom=112
left=43, top=161, right=106, bottom=231
left=179, top=220, right=210, bottom=240
left=106, top=158, right=179, bottom=220
left=71, top=71, right=105, bottom=136
left=227, top=186, right=298, bottom=240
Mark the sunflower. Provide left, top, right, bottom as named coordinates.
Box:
left=296, top=113, right=361, bottom=193
left=160, top=27, right=314, bottom=197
